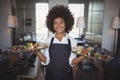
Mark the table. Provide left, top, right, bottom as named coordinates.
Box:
left=0, top=51, right=36, bottom=80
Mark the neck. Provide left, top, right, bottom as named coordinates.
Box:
left=55, top=32, right=66, bottom=41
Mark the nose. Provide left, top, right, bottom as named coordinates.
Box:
left=55, top=23, right=61, bottom=28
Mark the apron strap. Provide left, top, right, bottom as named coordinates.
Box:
left=68, top=39, right=71, bottom=51
left=49, top=37, right=71, bottom=51
left=50, top=37, right=54, bottom=45
left=49, top=37, right=54, bottom=53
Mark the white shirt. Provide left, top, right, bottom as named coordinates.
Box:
left=42, top=33, right=77, bottom=67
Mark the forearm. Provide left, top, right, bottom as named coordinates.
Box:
left=35, top=50, right=46, bottom=64
left=71, top=56, right=85, bottom=65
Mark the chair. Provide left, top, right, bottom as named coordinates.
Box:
left=76, top=59, right=99, bottom=80
left=105, top=57, right=120, bottom=80
left=17, top=57, right=41, bottom=80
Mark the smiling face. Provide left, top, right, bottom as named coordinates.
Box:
left=53, top=17, right=66, bottom=34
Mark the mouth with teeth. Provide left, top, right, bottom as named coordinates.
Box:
left=56, top=27, right=64, bottom=32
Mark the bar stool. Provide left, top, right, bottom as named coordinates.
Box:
left=76, top=59, right=99, bottom=80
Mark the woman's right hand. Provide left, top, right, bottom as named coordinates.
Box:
left=30, top=43, right=39, bottom=53
left=34, top=43, right=39, bottom=48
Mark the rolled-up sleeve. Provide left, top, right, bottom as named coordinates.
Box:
left=69, top=38, right=77, bottom=67
left=41, top=48, right=50, bottom=65
left=41, top=38, right=51, bottom=65
left=69, top=52, right=77, bottom=67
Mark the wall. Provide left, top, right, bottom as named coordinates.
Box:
left=49, top=0, right=68, bottom=8
left=15, top=0, right=36, bottom=44
left=0, top=0, right=11, bottom=51
left=102, top=0, right=120, bottom=53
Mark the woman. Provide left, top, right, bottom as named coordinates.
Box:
left=34, top=5, right=85, bottom=80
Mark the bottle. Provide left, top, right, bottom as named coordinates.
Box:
left=31, top=32, right=36, bottom=42
left=84, top=41, right=89, bottom=49
left=94, top=45, right=98, bottom=53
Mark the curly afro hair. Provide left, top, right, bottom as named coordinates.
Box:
left=46, top=5, right=74, bottom=33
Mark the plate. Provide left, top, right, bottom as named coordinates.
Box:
left=97, top=56, right=114, bottom=61
left=37, top=43, right=48, bottom=50
left=81, top=53, right=114, bottom=61
left=72, top=46, right=84, bottom=55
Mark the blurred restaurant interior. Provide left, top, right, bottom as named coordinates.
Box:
left=0, top=0, right=120, bottom=80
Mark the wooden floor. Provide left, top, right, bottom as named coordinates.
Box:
left=39, top=68, right=46, bottom=80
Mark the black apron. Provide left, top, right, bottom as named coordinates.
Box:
left=46, top=38, right=73, bottom=80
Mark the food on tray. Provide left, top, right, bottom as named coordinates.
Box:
left=26, top=42, right=34, bottom=49
left=94, top=53, right=102, bottom=58
left=72, top=46, right=84, bottom=55
left=102, top=55, right=111, bottom=60
left=11, top=46, right=17, bottom=51
left=11, top=45, right=29, bottom=52
left=10, top=43, right=48, bottom=52
left=72, top=46, right=113, bottom=61
left=81, top=50, right=87, bottom=54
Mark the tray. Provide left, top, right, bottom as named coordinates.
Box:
left=10, top=43, right=48, bottom=53
left=72, top=46, right=114, bottom=61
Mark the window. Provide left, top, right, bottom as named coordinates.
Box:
left=68, top=4, right=85, bottom=38
left=35, top=3, right=48, bottom=42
